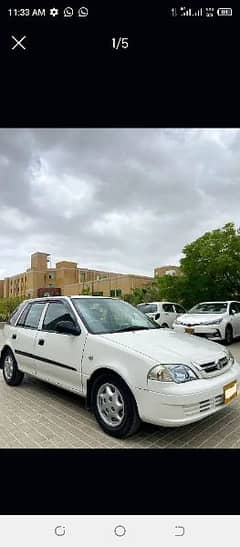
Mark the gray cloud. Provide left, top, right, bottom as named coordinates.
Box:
left=0, top=128, right=240, bottom=278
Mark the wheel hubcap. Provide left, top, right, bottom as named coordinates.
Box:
left=4, top=355, right=14, bottom=380
left=97, top=383, right=125, bottom=427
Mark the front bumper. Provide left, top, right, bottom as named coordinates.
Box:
left=173, top=323, right=223, bottom=341
left=134, top=361, right=240, bottom=427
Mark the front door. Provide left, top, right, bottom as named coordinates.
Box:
left=229, top=302, right=240, bottom=337
left=162, top=303, right=176, bottom=328
left=34, top=300, right=87, bottom=393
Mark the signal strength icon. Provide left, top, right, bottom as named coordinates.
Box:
left=191, top=8, right=203, bottom=16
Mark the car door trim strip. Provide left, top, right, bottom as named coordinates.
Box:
left=15, top=350, right=77, bottom=371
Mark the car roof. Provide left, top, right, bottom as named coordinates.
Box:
left=139, top=301, right=177, bottom=305
left=22, top=295, right=115, bottom=303
left=194, top=301, right=233, bottom=304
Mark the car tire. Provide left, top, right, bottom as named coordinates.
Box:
left=162, top=323, right=169, bottom=328
left=91, top=372, right=141, bottom=438
left=2, top=349, right=24, bottom=386
left=225, top=325, right=233, bottom=345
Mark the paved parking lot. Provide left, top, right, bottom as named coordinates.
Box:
left=1, top=341, right=240, bottom=448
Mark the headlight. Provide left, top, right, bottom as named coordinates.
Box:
left=226, top=349, right=234, bottom=365
left=204, top=318, right=223, bottom=325
left=148, top=364, right=197, bottom=383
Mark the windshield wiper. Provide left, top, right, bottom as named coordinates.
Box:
left=112, top=325, right=151, bottom=333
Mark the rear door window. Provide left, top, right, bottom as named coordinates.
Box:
left=18, top=302, right=46, bottom=329
left=9, top=302, right=28, bottom=325
left=16, top=304, right=32, bottom=327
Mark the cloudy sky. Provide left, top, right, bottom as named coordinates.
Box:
left=0, top=128, right=240, bottom=279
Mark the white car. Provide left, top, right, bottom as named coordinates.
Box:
left=137, top=301, right=186, bottom=328
left=173, top=301, right=240, bottom=345
left=0, top=296, right=240, bottom=438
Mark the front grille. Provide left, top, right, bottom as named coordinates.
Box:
left=181, top=322, right=200, bottom=327
left=199, top=356, right=228, bottom=373
left=184, top=394, right=224, bottom=417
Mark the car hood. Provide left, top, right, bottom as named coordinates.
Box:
left=177, top=313, right=225, bottom=325
left=100, top=328, right=227, bottom=364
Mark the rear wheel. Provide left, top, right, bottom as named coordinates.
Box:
left=91, top=372, right=141, bottom=438
left=2, top=349, right=24, bottom=386
left=225, top=325, right=233, bottom=345
left=162, top=323, right=169, bottom=328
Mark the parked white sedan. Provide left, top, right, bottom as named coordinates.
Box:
left=0, top=296, right=240, bottom=438
left=173, top=301, right=240, bottom=345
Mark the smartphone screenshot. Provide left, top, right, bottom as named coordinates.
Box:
left=0, top=1, right=239, bottom=543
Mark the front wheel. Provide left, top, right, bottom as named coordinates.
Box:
left=2, top=350, right=24, bottom=386
left=91, top=373, right=141, bottom=438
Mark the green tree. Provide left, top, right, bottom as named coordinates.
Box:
left=180, top=222, right=240, bottom=307
left=123, top=287, right=148, bottom=306
left=0, top=296, right=26, bottom=321
left=81, top=287, right=91, bottom=295
left=125, top=222, right=240, bottom=310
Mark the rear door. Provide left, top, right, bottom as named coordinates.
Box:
left=13, top=301, right=47, bottom=375
left=34, top=300, right=87, bottom=393
left=162, top=303, right=176, bottom=327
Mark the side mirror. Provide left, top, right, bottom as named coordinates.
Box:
left=231, top=309, right=236, bottom=316
left=55, top=320, right=81, bottom=335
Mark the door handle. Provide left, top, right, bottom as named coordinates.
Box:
left=12, top=334, right=17, bottom=340
left=38, top=339, right=45, bottom=346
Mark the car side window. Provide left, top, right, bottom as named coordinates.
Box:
left=162, top=304, right=175, bottom=313
left=16, top=303, right=33, bottom=327
left=42, top=302, right=76, bottom=332
left=232, top=302, right=240, bottom=314
left=229, top=303, right=240, bottom=315
left=175, top=304, right=185, bottom=314
left=19, top=303, right=46, bottom=329
left=9, top=302, right=28, bottom=325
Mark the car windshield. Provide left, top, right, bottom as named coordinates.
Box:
left=72, top=298, right=160, bottom=334
left=137, top=303, right=158, bottom=314
left=189, top=302, right=228, bottom=314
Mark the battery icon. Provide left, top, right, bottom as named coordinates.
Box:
left=217, top=8, right=232, bottom=16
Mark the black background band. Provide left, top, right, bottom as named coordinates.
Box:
left=1, top=2, right=240, bottom=127
left=0, top=449, right=234, bottom=514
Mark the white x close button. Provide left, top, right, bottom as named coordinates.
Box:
left=11, top=35, right=27, bottom=50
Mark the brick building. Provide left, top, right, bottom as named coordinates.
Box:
left=0, top=252, right=153, bottom=299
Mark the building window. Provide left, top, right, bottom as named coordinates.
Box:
left=110, top=289, right=122, bottom=297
